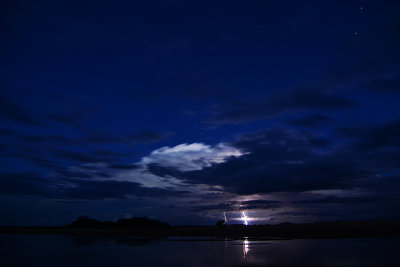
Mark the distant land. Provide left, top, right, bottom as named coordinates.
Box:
left=1, top=217, right=400, bottom=239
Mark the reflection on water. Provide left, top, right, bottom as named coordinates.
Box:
left=242, top=238, right=249, bottom=258
left=0, top=234, right=399, bottom=266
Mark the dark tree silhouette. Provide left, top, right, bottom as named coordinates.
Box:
left=65, top=216, right=170, bottom=229
left=116, top=217, right=169, bottom=229
left=65, top=216, right=102, bottom=228
left=216, top=219, right=226, bottom=227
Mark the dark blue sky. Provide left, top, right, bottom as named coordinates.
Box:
left=1, top=0, right=400, bottom=225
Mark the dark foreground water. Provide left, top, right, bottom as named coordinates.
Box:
left=0, top=234, right=398, bottom=266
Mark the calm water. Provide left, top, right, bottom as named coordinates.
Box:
left=0, top=234, right=398, bottom=266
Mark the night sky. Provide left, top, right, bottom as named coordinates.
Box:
left=1, top=0, right=400, bottom=226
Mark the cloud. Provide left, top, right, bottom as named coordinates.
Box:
left=5, top=150, right=61, bottom=170
left=60, top=179, right=189, bottom=200
left=298, top=196, right=378, bottom=204
left=163, top=123, right=400, bottom=200
left=0, top=95, right=43, bottom=126
left=140, top=143, right=247, bottom=171
left=2, top=124, right=399, bottom=222
left=85, top=130, right=125, bottom=144
left=0, top=172, right=52, bottom=196
left=286, top=114, right=332, bottom=127
left=52, top=149, right=103, bottom=163
left=48, top=108, right=94, bottom=127
left=338, top=119, right=400, bottom=150
left=207, top=89, right=355, bottom=125
left=85, top=130, right=170, bottom=144
left=170, top=128, right=372, bottom=195
left=240, top=199, right=282, bottom=210
left=107, top=163, right=139, bottom=170
left=0, top=169, right=190, bottom=200
left=366, top=78, right=400, bottom=92
left=195, top=199, right=281, bottom=212
left=4, top=121, right=399, bottom=207
left=125, top=131, right=171, bottom=143
left=37, top=142, right=247, bottom=200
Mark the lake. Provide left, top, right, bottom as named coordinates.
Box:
left=0, top=234, right=398, bottom=266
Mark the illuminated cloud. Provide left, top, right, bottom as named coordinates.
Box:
left=57, top=143, right=247, bottom=192
left=140, top=143, right=247, bottom=171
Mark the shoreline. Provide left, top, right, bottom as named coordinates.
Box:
left=2, top=221, right=400, bottom=239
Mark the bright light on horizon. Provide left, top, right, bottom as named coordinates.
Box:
left=241, top=211, right=250, bottom=225
left=231, top=211, right=265, bottom=224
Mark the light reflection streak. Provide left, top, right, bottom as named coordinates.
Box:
left=243, top=237, right=250, bottom=258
